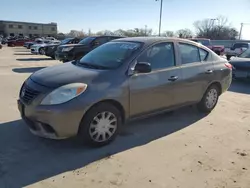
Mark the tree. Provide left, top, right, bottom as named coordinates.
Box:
left=176, top=28, right=193, bottom=38
left=162, top=30, right=175, bottom=37
left=193, top=16, right=239, bottom=40
left=67, top=30, right=86, bottom=38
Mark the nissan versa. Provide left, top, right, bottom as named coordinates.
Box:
left=18, top=37, right=232, bottom=146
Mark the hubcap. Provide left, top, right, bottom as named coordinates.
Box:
left=40, top=48, right=45, bottom=55
left=205, top=88, right=218, bottom=109
left=89, top=111, right=117, bottom=142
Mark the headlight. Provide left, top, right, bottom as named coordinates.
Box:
left=62, top=47, right=74, bottom=52
left=41, top=83, right=87, bottom=105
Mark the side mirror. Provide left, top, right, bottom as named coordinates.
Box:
left=134, top=62, right=151, bottom=73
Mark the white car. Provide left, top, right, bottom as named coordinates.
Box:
left=31, top=40, right=61, bottom=55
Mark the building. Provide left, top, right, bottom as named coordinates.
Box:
left=0, top=20, right=57, bottom=38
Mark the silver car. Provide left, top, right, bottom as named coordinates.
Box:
left=18, top=37, right=232, bottom=146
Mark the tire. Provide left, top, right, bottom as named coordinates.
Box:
left=197, top=84, right=219, bottom=113
left=39, top=47, right=45, bottom=55
left=78, top=103, right=122, bottom=147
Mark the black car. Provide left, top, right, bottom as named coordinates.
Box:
left=230, top=49, right=250, bottom=80
left=55, top=35, right=124, bottom=62
left=44, top=38, right=81, bottom=59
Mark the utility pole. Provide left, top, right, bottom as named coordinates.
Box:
left=145, top=25, right=147, bottom=36
left=239, top=23, right=243, bottom=40
left=156, top=0, right=163, bottom=36
left=238, top=23, right=250, bottom=40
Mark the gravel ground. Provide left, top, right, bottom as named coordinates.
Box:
left=0, top=46, right=250, bottom=188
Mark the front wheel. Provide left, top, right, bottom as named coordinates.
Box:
left=197, top=85, right=219, bottom=113
left=78, top=103, right=122, bottom=147
left=39, top=47, right=45, bottom=55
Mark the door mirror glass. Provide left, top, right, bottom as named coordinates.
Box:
left=134, top=62, right=151, bottom=73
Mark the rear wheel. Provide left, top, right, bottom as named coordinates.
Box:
left=197, top=84, right=219, bottom=113
left=78, top=103, right=122, bottom=147
left=39, top=47, right=45, bottom=55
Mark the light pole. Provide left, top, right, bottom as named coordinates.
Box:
left=210, top=18, right=218, bottom=26
left=156, top=0, right=163, bottom=36
left=238, top=23, right=250, bottom=40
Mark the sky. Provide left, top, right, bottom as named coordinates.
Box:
left=1, top=0, right=250, bottom=39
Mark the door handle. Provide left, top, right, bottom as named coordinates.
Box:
left=205, top=70, right=213, bottom=74
left=168, top=76, right=178, bottom=81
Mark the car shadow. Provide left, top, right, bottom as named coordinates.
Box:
left=229, top=80, right=250, bottom=94
left=16, top=57, right=53, bottom=61
left=12, top=67, right=46, bottom=73
left=0, top=106, right=206, bottom=188
left=14, top=53, right=34, bottom=55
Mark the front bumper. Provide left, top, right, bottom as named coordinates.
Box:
left=18, top=99, right=85, bottom=139
left=55, top=51, right=75, bottom=62
left=31, top=48, right=39, bottom=54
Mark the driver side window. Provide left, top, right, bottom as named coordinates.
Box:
left=137, top=42, right=175, bottom=71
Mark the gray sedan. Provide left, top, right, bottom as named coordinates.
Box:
left=18, top=37, right=232, bottom=146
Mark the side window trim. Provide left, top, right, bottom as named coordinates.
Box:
left=198, top=48, right=209, bottom=61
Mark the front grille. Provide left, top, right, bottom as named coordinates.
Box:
left=20, top=84, right=40, bottom=104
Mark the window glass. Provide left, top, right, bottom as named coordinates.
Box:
left=199, top=48, right=208, bottom=61
left=94, top=37, right=109, bottom=45
left=79, top=41, right=141, bottom=69
left=137, top=42, right=175, bottom=70
left=238, top=49, right=250, bottom=58
left=179, top=43, right=200, bottom=64
left=234, top=43, right=248, bottom=48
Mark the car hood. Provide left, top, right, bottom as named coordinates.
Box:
left=30, top=62, right=104, bottom=88
left=59, top=44, right=88, bottom=48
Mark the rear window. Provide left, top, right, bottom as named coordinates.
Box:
left=233, top=43, right=248, bottom=48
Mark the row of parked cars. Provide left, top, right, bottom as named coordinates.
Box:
left=23, top=35, right=124, bottom=62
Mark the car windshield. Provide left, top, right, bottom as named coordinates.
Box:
left=238, top=49, right=250, bottom=58
left=79, top=37, right=95, bottom=45
left=78, top=41, right=142, bottom=69
left=60, top=38, right=73, bottom=45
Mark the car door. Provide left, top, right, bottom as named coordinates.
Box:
left=129, top=42, right=182, bottom=118
left=176, top=43, right=214, bottom=104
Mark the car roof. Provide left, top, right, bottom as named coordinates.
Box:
left=113, top=37, right=201, bottom=46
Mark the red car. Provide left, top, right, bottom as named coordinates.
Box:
left=7, top=39, right=33, bottom=47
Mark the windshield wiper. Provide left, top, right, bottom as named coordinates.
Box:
left=77, top=62, right=110, bottom=70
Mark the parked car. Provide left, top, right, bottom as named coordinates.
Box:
left=55, top=35, right=124, bottom=62
left=224, top=42, right=250, bottom=60
left=44, top=37, right=81, bottom=59
left=24, top=38, right=44, bottom=49
left=229, top=49, right=250, bottom=80
left=7, top=38, right=32, bottom=47
left=31, top=40, right=61, bottom=55
left=190, top=38, right=225, bottom=54
left=17, top=37, right=232, bottom=146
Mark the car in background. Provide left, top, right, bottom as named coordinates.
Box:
left=18, top=37, right=232, bottom=146
left=24, top=38, right=44, bottom=49
left=190, top=38, right=225, bottom=54
left=31, top=40, right=61, bottom=55
left=230, top=49, right=250, bottom=80
left=44, top=37, right=81, bottom=59
left=225, top=42, right=250, bottom=60
left=7, top=38, right=32, bottom=47
left=55, top=35, right=124, bottom=62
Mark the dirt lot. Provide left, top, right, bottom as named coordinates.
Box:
left=0, top=46, right=250, bottom=188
